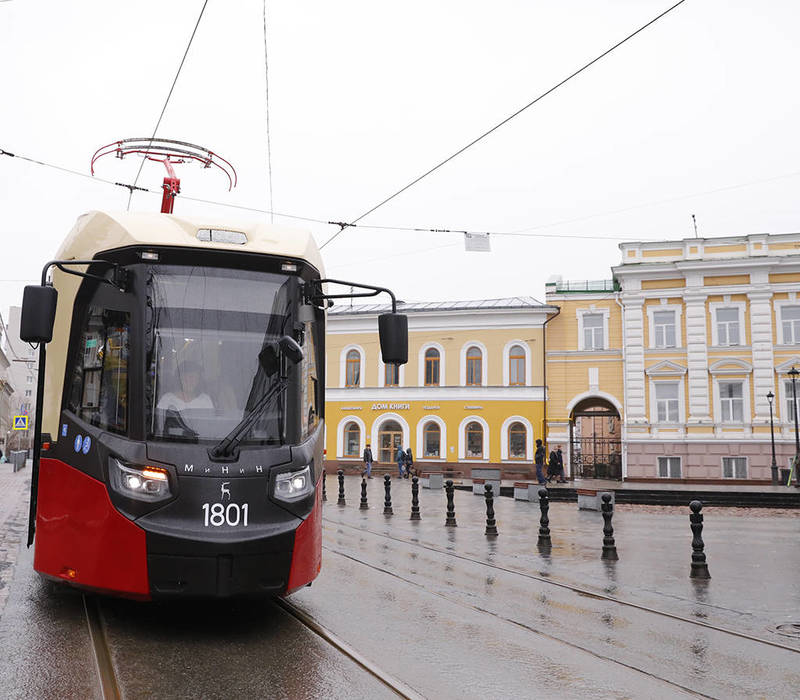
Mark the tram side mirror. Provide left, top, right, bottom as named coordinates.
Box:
left=20, top=285, right=58, bottom=344
left=259, top=335, right=304, bottom=376
left=378, top=313, right=408, bottom=365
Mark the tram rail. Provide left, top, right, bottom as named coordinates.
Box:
left=323, top=516, right=800, bottom=656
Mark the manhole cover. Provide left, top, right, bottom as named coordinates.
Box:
left=772, top=622, right=800, bottom=638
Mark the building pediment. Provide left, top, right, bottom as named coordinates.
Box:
left=708, top=358, right=753, bottom=375
left=775, top=356, right=800, bottom=374
left=645, top=360, right=687, bottom=376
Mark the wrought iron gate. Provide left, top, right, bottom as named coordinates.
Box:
left=570, top=401, right=622, bottom=480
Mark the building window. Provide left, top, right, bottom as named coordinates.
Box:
left=658, top=456, right=681, bottom=478
left=655, top=382, right=680, bottom=422
left=378, top=420, right=403, bottom=463
left=722, top=456, right=747, bottom=479
left=343, top=422, right=360, bottom=457
left=508, top=345, right=525, bottom=386
left=716, top=307, right=741, bottom=346
left=508, top=421, right=527, bottom=460
left=781, top=305, right=800, bottom=344
left=423, top=421, right=441, bottom=458
left=384, top=362, right=399, bottom=387
left=466, top=347, right=482, bottom=386
left=465, top=421, right=483, bottom=458
left=24, top=390, right=32, bottom=397
left=26, top=375, right=33, bottom=384
left=653, top=310, right=676, bottom=348
left=719, top=381, right=744, bottom=422
left=583, top=314, right=605, bottom=350
left=784, top=379, right=800, bottom=423
left=424, top=348, right=440, bottom=386
left=345, top=349, right=361, bottom=387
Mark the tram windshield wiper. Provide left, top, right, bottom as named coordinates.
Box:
left=209, top=335, right=303, bottom=460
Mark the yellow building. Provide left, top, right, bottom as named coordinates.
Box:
left=324, top=298, right=557, bottom=475
left=546, top=232, right=800, bottom=482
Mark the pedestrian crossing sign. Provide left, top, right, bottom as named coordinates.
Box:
left=13, top=415, right=28, bottom=430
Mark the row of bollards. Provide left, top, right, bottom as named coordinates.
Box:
left=329, top=470, right=710, bottom=578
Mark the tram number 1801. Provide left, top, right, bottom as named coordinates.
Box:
left=201, top=502, right=250, bottom=527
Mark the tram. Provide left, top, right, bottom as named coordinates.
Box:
left=21, top=210, right=407, bottom=599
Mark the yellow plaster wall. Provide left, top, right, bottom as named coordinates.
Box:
left=704, top=244, right=747, bottom=254
left=641, top=278, right=686, bottom=290
left=642, top=248, right=682, bottom=258
left=769, top=273, right=800, bottom=284
left=703, top=274, right=750, bottom=286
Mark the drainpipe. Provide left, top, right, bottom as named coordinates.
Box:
left=614, top=290, right=628, bottom=481
left=542, top=305, right=561, bottom=458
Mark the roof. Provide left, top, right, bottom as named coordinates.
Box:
left=53, top=210, right=325, bottom=274
left=328, top=296, right=556, bottom=315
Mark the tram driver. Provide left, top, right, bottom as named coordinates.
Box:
left=156, top=360, right=214, bottom=435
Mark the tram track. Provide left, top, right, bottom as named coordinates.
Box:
left=83, top=595, right=121, bottom=700
left=323, top=515, right=800, bottom=655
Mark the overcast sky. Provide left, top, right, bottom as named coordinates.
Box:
left=2, top=0, right=799, bottom=320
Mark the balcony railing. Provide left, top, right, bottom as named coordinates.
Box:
left=546, top=279, right=618, bottom=293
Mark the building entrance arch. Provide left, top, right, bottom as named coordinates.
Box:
left=569, top=397, right=621, bottom=479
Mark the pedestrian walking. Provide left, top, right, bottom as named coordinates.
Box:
left=535, top=439, right=546, bottom=485
left=547, top=447, right=559, bottom=483
left=554, top=444, right=566, bottom=483
left=404, top=447, right=414, bottom=478
left=363, top=442, right=374, bottom=479
left=395, top=445, right=406, bottom=478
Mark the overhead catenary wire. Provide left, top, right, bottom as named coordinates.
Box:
left=263, top=0, right=274, bottom=223
left=127, top=0, right=210, bottom=210
left=318, top=0, right=690, bottom=251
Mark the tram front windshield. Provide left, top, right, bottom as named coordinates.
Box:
left=146, top=266, right=297, bottom=444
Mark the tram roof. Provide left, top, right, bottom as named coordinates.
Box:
left=55, top=210, right=324, bottom=273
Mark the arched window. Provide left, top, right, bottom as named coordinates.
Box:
left=423, top=421, right=441, bottom=457
left=345, top=349, right=361, bottom=387
left=508, top=421, right=526, bottom=460
left=465, top=421, right=483, bottom=458
left=385, top=362, right=399, bottom=387
left=424, top=348, right=440, bottom=386
left=343, top=422, right=360, bottom=457
left=509, top=345, right=525, bottom=386
left=466, top=346, right=482, bottom=386
left=378, top=420, right=403, bottom=463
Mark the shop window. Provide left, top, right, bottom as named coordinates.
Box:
left=465, top=421, right=483, bottom=458
left=658, top=456, right=681, bottom=478
left=508, top=421, right=527, bottom=459
left=423, top=421, right=441, bottom=458
left=345, top=349, right=361, bottom=387
left=424, top=348, right=440, bottom=386
left=509, top=345, right=525, bottom=386
left=466, top=347, right=482, bottom=386
left=343, top=422, right=360, bottom=457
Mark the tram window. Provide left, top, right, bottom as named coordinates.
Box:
left=67, top=307, right=130, bottom=434
left=301, top=318, right=320, bottom=438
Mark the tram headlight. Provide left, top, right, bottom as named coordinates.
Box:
left=109, top=459, right=172, bottom=502
left=273, top=465, right=313, bottom=502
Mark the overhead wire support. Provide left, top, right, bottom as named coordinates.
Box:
left=127, top=0, right=210, bottom=210
left=319, top=0, right=689, bottom=250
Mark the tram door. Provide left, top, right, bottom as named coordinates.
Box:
left=378, top=420, right=403, bottom=463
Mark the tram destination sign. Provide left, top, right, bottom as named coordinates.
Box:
left=371, top=402, right=410, bottom=410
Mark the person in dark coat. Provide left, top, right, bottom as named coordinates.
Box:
left=362, top=443, right=374, bottom=479
left=554, top=445, right=566, bottom=482
left=534, top=439, right=546, bottom=485
left=395, top=445, right=406, bottom=478
left=404, top=447, right=414, bottom=478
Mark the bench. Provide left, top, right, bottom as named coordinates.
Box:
left=513, top=481, right=541, bottom=501
left=472, top=476, right=501, bottom=496
left=420, top=472, right=444, bottom=489
left=577, top=488, right=615, bottom=511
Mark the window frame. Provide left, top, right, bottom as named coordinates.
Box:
left=718, top=380, right=745, bottom=423
left=507, top=421, right=527, bottom=460
left=345, top=349, right=361, bottom=388
left=464, top=420, right=484, bottom=459
left=657, top=456, right=681, bottom=478
left=343, top=421, right=361, bottom=457
left=422, top=421, right=441, bottom=458
left=709, top=302, right=746, bottom=347
left=384, top=362, right=399, bottom=387
left=508, top=345, right=526, bottom=386
left=722, top=456, right=747, bottom=479
left=424, top=347, right=440, bottom=386
left=576, top=307, right=610, bottom=351
left=654, top=381, right=681, bottom=423
left=782, top=377, right=800, bottom=424
left=647, top=304, right=682, bottom=349
left=777, top=303, right=800, bottom=345
left=465, top=346, right=483, bottom=387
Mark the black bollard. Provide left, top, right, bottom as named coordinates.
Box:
left=322, top=471, right=327, bottom=502
left=359, top=477, right=369, bottom=510
left=689, top=500, right=710, bottom=579
left=537, top=488, right=551, bottom=547
left=337, top=469, right=346, bottom=506
left=445, top=479, right=457, bottom=527
left=600, top=493, right=618, bottom=560
left=383, top=474, right=393, bottom=515
left=410, top=476, right=421, bottom=520
left=484, top=484, right=498, bottom=537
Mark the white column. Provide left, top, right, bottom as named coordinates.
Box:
left=622, top=297, right=646, bottom=423
left=748, top=289, right=775, bottom=422
left=685, top=292, right=712, bottom=422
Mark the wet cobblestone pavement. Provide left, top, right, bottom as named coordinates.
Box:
left=0, top=463, right=30, bottom=620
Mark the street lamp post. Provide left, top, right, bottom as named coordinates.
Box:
left=790, top=367, right=800, bottom=488
left=767, top=391, right=778, bottom=485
